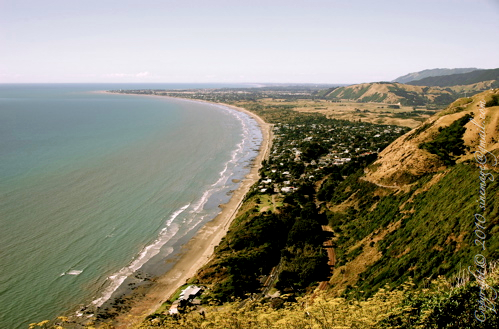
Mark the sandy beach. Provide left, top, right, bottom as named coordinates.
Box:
left=105, top=96, right=273, bottom=328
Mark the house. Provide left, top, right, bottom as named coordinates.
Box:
left=179, top=285, right=203, bottom=301
left=168, top=285, right=205, bottom=316
left=169, top=301, right=180, bottom=315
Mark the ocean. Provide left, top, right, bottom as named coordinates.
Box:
left=0, top=83, right=262, bottom=328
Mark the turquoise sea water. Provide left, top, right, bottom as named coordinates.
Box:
left=0, top=84, right=262, bottom=328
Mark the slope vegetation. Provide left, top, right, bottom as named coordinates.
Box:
left=139, top=266, right=499, bottom=329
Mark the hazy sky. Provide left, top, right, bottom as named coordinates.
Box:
left=1, top=0, right=498, bottom=84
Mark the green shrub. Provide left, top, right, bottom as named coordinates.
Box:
left=485, top=94, right=499, bottom=107
left=419, top=113, right=472, bottom=165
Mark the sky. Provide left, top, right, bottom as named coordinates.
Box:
left=1, top=0, right=498, bottom=84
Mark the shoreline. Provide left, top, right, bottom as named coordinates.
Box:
left=102, top=92, right=272, bottom=328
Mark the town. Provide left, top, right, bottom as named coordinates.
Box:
left=256, top=121, right=407, bottom=197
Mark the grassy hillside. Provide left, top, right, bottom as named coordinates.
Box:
left=320, top=89, right=499, bottom=298
left=322, top=82, right=493, bottom=106
left=323, top=162, right=498, bottom=296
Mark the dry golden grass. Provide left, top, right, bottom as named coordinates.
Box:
left=322, top=82, right=455, bottom=110
left=328, top=220, right=401, bottom=296
left=328, top=190, right=360, bottom=213
left=444, top=232, right=466, bottom=252
left=362, top=111, right=449, bottom=188
left=432, top=88, right=499, bottom=164
left=448, top=80, right=497, bottom=93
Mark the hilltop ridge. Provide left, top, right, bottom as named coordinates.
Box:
left=364, top=88, right=499, bottom=187
left=320, top=82, right=453, bottom=105
left=320, top=80, right=496, bottom=106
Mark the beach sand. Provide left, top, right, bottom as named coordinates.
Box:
left=108, top=99, right=272, bottom=328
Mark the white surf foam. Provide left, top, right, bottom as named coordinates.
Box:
left=88, top=204, right=189, bottom=307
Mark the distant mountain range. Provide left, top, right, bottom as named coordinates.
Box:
left=407, top=68, right=499, bottom=87
left=392, top=68, right=480, bottom=84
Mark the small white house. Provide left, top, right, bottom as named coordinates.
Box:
left=169, top=301, right=180, bottom=315
left=179, top=285, right=203, bottom=301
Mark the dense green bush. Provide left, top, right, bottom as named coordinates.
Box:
left=419, top=113, right=472, bottom=165
left=485, top=94, right=499, bottom=107
left=277, top=244, right=329, bottom=291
